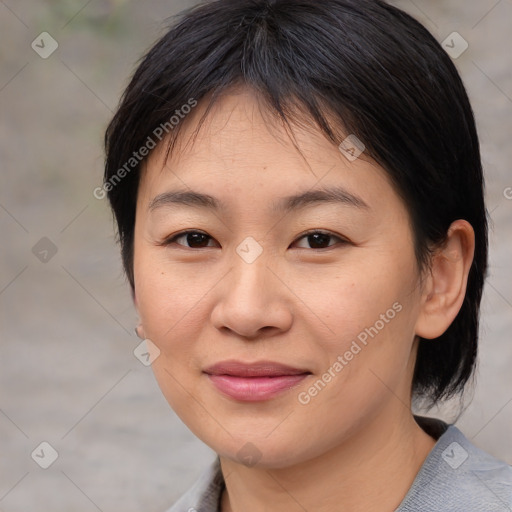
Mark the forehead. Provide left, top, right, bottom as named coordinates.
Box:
left=161, top=89, right=336, bottom=170
left=137, top=89, right=397, bottom=214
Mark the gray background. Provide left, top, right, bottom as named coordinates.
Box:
left=0, top=0, right=511, bottom=510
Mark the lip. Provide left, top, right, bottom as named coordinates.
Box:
left=203, top=360, right=311, bottom=402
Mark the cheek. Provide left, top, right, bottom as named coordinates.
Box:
left=134, top=250, right=213, bottom=355
left=292, top=250, right=419, bottom=398
left=134, top=253, right=214, bottom=416
left=288, top=248, right=417, bottom=342
left=131, top=207, right=215, bottom=420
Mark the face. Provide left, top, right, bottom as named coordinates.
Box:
left=133, top=88, right=425, bottom=468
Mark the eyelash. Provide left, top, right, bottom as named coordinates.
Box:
left=160, top=229, right=349, bottom=250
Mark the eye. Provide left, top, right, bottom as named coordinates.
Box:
left=163, top=230, right=218, bottom=249
left=292, top=230, right=348, bottom=249
left=161, top=229, right=348, bottom=250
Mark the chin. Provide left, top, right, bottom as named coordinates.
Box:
left=200, top=429, right=321, bottom=470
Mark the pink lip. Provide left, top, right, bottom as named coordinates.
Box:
left=203, top=360, right=311, bottom=402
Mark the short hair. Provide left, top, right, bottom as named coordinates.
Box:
left=104, top=0, right=488, bottom=406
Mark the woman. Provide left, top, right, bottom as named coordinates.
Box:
left=103, top=0, right=512, bottom=510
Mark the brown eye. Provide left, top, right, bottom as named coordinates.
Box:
left=165, top=231, right=217, bottom=248
left=293, top=231, right=347, bottom=249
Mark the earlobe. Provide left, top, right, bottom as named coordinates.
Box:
left=415, top=220, right=475, bottom=340
left=134, top=324, right=146, bottom=339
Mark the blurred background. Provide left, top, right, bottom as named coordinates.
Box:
left=0, top=0, right=511, bottom=510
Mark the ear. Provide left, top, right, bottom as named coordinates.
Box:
left=415, top=219, right=475, bottom=339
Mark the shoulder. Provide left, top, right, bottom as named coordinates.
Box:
left=397, top=422, right=512, bottom=511
left=164, top=457, right=224, bottom=512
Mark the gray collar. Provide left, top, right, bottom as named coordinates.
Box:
left=165, top=416, right=512, bottom=512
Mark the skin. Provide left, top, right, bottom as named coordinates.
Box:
left=133, top=88, right=475, bottom=512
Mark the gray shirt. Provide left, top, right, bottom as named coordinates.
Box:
left=165, top=417, right=512, bottom=511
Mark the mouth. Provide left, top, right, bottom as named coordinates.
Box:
left=203, top=360, right=312, bottom=402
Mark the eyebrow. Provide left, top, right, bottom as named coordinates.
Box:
left=148, top=185, right=369, bottom=213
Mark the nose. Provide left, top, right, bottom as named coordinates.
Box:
left=210, top=253, right=293, bottom=340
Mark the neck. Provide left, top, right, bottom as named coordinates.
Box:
left=220, top=410, right=436, bottom=512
